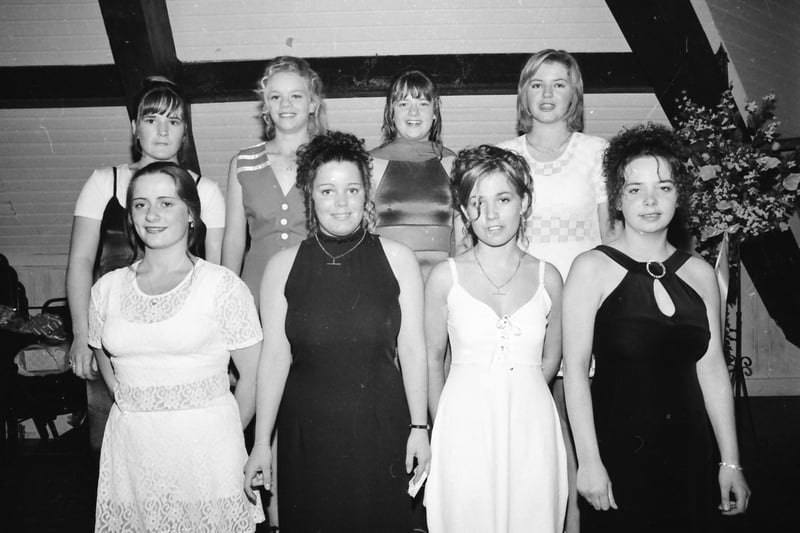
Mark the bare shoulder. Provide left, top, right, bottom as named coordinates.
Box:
left=264, top=245, right=301, bottom=279
left=563, top=248, right=620, bottom=304
left=379, top=236, right=416, bottom=264
left=678, top=253, right=718, bottom=297
left=569, top=248, right=611, bottom=277
left=540, top=258, right=564, bottom=288
left=426, top=258, right=453, bottom=293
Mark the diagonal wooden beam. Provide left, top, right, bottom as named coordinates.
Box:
left=605, top=0, right=729, bottom=127
left=98, top=0, right=200, bottom=174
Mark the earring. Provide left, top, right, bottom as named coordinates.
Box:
left=189, top=221, right=194, bottom=229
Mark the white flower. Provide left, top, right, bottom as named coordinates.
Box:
left=759, top=156, right=782, bottom=170
left=781, top=173, right=800, bottom=191
left=698, top=164, right=719, bottom=181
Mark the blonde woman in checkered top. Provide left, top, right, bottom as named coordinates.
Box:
left=498, top=49, right=617, bottom=533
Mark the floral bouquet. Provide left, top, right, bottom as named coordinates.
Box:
left=675, top=87, right=799, bottom=261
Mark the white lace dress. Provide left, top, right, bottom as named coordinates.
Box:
left=88, top=260, right=264, bottom=533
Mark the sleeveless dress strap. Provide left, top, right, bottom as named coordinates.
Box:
left=664, top=250, right=691, bottom=273
left=595, top=244, right=638, bottom=271
left=112, top=166, right=117, bottom=195
left=538, top=258, right=546, bottom=285
left=447, top=258, right=459, bottom=284
left=596, top=244, right=689, bottom=279
left=195, top=175, right=202, bottom=185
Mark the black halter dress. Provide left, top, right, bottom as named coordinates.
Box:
left=581, top=245, right=716, bottom=533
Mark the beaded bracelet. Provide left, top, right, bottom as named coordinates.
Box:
left=409, top=424, right=431, bottom=430
left=719, top=462, right=743, bottom=471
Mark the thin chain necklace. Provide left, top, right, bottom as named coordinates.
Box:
left=473, top=247, right=524, bottom=296
left=525, top=132, right=572, bottom=154
left=314, top=229, right=366, bottom=266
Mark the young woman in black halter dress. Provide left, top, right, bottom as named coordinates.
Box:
left=563, top=123, right=750, bottom=532
left=244, top=131, right=430, bottom=532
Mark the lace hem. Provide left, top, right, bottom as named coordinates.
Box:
left=116, top=373, right=229, bottom=412
left=95, top=493, right=261, bottom=533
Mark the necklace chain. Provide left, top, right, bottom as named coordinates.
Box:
left=473, top=248, right=524, bottom=296
left=525, top=133, right=572, bottom=154
left=314, top=230, right=366, bottom=266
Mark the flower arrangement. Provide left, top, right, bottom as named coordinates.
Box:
left=676, top=87, right=799, bottom=260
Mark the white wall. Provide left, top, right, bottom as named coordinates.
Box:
left=168, top=0, right=631, bottom=59
left=695, top=0, right=800, bottom=136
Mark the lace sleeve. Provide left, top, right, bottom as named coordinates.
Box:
left=215, top=269, right=263, bottom=350
left=87, top=276, right=110, bottom=349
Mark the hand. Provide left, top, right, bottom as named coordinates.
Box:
left=243, top=442, right=272, bottom=503
left=69, top=339, right=98, bottom=380
left=718, top=466, right=750, bottom=515
left=577, top=460, right=618, bottom=511
left=406, top=428, right=431, bottom=483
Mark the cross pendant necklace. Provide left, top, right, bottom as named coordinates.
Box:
left=314, top=230, right=366, bottom=266
left=473, top=247, right=524, bottom=296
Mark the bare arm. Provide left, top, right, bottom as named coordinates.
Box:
left=243, top=248, right=297, bottom=501
left=383, top=238, right=431, bottom=478
left=691, top=259, right=750, bottom=514
left=424, top=260, right=451, bottom=421
left=221, top=155, right=247, bottom=275
left=92, top=347, right=117, bottom=397
left=563, top=251, right=617, bottom=511
left=230, top=341, right=262, bottom=428
left=204, top=228, right=224, bottom=265
left=67, top=216, right=102, bottom=379
left=540, top=261, right=563, bottom=383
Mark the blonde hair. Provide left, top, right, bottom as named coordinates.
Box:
left=516, top=49, right=585, bottom=134
left=257, top=56, right=328, bottom=140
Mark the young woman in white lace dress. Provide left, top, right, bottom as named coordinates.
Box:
left=88, top=162, right=264, bottom=532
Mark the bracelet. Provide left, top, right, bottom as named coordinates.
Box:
left=719, top=462, right=743, bottom=471
left=409, top=424, right=431, bottom=430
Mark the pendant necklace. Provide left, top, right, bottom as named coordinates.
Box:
left=314, top=230, right=366, bottom=266
left=473, top=247, right=524, bottom=296
left=525, top=132, right=572, bottom=154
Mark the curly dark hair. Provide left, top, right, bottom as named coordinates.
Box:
left=125, top=161, right=206, bottom=260
left=451, top=145, right=533, bottom=247
left=603, top=123, right=692, bottom=226
left=295, top=131, right=375, bottom=233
